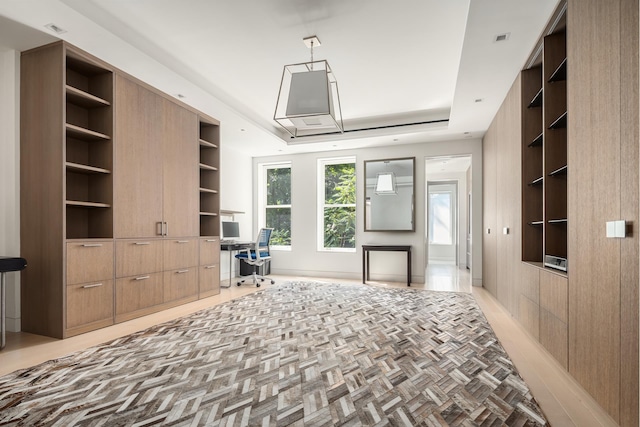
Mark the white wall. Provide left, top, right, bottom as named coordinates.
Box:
left=0, top=49, right=21, bottom=331
left=253, top=138, right=483, bottom=285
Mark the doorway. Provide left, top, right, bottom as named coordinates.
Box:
left=425, top=156, right=472, bottom=269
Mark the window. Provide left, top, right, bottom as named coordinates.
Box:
left=259, top=162, right=291, bottom=248
left=318, top=157, right=356, bottom=251
left=428, top=191, right=453, bottom=245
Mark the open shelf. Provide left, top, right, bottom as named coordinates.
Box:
left=66, top=162, right=110, bottom=175
left=529, top=176, right=544, bottom=186
left=529, top=220, right=545, bottom=226
left=199, top=163, right=218, bottom=171
left=199, top=212, right=218, bottom=216
left=548, top=58, right=567, bottom=83
left=66, top=123, right=111, bottom=141
left=199, top=187, right=218, bottom=194
left=548, top=111, right=567, bottom=129
left=548, top=218, right=568, bottom=224
left=199, top=139, right=218, bottom=149
left=549, top=165, right=568, bottom=176
left=528, top=88, right=543, bottom=108
left=66, top=200, right=111, bottom=208
left=529, top=132, right=543, bottom=147
left=66, top=85, right=110, bottom=108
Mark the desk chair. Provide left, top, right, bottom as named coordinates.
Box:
left=235, top=228, right=275, bottom=287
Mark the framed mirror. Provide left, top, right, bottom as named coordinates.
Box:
left=364, top=157, right=415, bottom=231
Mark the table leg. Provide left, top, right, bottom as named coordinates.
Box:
left=366, top=250, right=371, bottom=281
left=407, top=249, right=411, bottom=287
left=362, top=249, right=366, bottom=284
left=1, top=272, right=5, bottom=350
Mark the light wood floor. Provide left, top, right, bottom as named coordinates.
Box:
left=0, top=268, right=617, bottom=426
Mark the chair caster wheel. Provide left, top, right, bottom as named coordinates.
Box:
left=270, top=280, right=275, bottom=284
left=256, top=283, right=261, bottom=287
left=237, top=282, right=241, bottom=286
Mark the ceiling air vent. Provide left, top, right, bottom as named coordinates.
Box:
left=45, top=23, right=67, bottom=34
left=494, top=33, right=510, bottom=42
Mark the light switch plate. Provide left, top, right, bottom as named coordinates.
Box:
left=606, top=220, right=627, bottom=238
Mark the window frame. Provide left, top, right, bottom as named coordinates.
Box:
left=258, top=161, right=292, bottom=251
left=317, top=156, right=357, bottom=252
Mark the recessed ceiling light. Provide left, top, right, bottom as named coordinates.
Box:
left=464, top=132, right=470, bottom=135
left=474, top=98, right=483, bottom=103
left=45, top=23, right=67, bottom=34
left=494, top=33, right=510, bottom=42
left=175, top=94, right=186, bottom=99
left=393, top=138, right=399, bottom=142
left=240, top=128, right=246, bottom=132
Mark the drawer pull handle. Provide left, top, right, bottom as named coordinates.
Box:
left=176, top=269, right=189, bottom=274
left=205, top=239, right=217, bottom=242
left=134, top=276, right=150, bottom=281
left=81, top=243, right=103, bottom=248
left=135, top=242, right=151, bottom=246
left=205, top=265, right=216, bottom=269
left=82, top=283, right=103, bottom=289
left=176, top=240, right=189, bottom=244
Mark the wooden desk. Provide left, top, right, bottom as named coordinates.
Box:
left=362, top=245, right=411, bottom=287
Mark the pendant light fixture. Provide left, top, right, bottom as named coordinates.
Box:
left=375, top=161, right=397, bottom=195
left=274, top=36, right=344, bottom=138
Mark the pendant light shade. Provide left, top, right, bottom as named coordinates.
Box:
left=375, top=172, right=397, bottom=195
left=274, top=37, right=343, bottom=138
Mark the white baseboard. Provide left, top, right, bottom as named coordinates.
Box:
left=271, top=268, right=425, bottom=285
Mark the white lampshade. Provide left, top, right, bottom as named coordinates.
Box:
left=375, top=172, right=397, bottom=195
left=274, top=60, right=343, bottom=138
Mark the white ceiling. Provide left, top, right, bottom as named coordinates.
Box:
left=0, top=0, right=559, bottom=157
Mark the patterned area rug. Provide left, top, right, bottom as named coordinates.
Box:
left=0, top=282, right=547, bottom=426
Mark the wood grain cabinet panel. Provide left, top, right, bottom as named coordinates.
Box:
left=163, top=239, right=198, bottom=271
left=66, top=280, right=114, bottom=331
left=162, top=100, right=199, bottom=238
left=115, top=273, right=163, bottom=321
left=199, top=264, right=220, bottom=298
left=114, top=75, right=163, bottom=239
left=116, top=239, right=163, bottom=278
left=163, top=268, right=198, bottom=303
left=539, top=270, right=567, bottom=323
left=540, top=308, right=568, bottom=369
left=200, top=238, right=220, bottom=266
left=519, top=295, right=540, bottom=340
left=66, top=241, right=114, bottom=285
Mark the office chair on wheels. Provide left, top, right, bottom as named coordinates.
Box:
left=235, top=228, right=275, bottom=287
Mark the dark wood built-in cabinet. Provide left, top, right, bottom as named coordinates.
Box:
left=484, top=1, right=638, bottom=425
left=20, top=41, right=222, bottom=340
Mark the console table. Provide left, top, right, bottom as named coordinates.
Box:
left=362, top=245, right=411, bottom=287
left=0, top=257, right=27, bottom=350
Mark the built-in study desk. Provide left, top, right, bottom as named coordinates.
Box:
left=362, top=245, right=411, bottom=287
left=0, top=257, right=27, bottom=350
left=220, top=241, right=253, bottom=288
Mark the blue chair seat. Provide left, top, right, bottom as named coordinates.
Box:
left=235, top=251, right=270, bottom=260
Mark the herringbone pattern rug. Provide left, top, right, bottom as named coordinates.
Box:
left=0, top=282, right=547, bottom=426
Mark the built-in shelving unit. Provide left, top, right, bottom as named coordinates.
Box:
left=521, top=9, right=567, bottom=271
left=64, top=50, right=114, bottom=239
left=198, top=118, right=220, bottom=237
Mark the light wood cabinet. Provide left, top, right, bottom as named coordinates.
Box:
left=20, top=41, right=221, bottom=339
left=115, top=240, right=163, bottom=278
left=66, top=281, right=114, bottom=332
left=199, top=237, right=220, bottom=297
left=114, top=76, right=163, bottom=239
left=66, top=241, right=114, bottom=285
left=115, top=273, right=164, bottom=322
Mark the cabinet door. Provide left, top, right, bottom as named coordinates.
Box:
left=66, top=280, right=114, bottom=331
left=162, top=99, right=199, bottom=237
left=114, top=76, right=163, bottom=238
left=163, top=268, right=198, bottom=303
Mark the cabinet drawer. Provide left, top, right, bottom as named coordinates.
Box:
left=116, top=239, right=163, bottom=277
left=199, top=264, right=220, bottom=297
left=66, top=280, right=114, bottom=329
left=200, top=238, right=220, bottom=266
left=66, top=241, right=114, bottom=285
left=163, top=268, right=198, bottom=303
left=115, top=272, right=163, bottom=316
left=163, top=238, right=198, bottom=270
